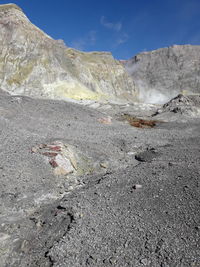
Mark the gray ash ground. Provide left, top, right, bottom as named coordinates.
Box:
left=0, top=90, right=199, bottom=267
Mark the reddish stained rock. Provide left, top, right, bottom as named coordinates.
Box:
left=41, top=152, right=58, bottom=157
left=49, top=159, right=59, bottom=168
left=98, top=116, right=112, bottom=125
left=120, top=114, right=158, bottom=128
left=31, top=141, right=76, bottom=175
left=46, top=145, right=62, bottom=151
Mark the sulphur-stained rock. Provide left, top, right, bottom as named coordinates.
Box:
left=62, top=146, right=78, bottom=170
left=0, top=4, right=136, bottom=102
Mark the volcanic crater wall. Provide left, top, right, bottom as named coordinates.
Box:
left=125, top=45, right=200, bottom=104
left=0, top=4, right=136, bottom=102
left=1, top=4, right=200, bottom=104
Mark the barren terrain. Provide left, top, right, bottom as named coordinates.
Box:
left=0, top=89, right=199, bottom=266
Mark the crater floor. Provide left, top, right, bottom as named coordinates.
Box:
left=0, top=90, right=199, bottom=266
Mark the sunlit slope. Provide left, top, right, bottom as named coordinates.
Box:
left=0, top=4, right=136, bottom=102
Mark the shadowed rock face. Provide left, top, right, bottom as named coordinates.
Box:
left=0, top=4, right=136, bottom=102
left=125, top=45, right=200, bottom=104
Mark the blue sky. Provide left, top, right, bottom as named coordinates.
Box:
left=1, top=0, right=200, bottom=59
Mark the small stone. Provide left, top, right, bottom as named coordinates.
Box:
left=36, top=220, right=43, bottom=229
left=109, top=257, right=117, bottom=264
left=89, top=102, right=100, bottom=109
left=140, top=258, right=148, bottom=265
left=132, top=184, right=142, bottom=190
left=39, top=144, right=46, bottom=149
left=135, top=150, right=157, bottom=162
left=127, top=151, right=135, bottom=155
left=21, top=240, right=29, bottom=253
left=100, top=162, right=108, bottom=168
left=31, top=146, right=38, bottom=153
left=124, top=240, right=129, bottom=248
left=98, top=116, right=112, bottom=124
left=86, top=255, right=95, bottom=265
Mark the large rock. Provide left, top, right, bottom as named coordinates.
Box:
left=125, top=45, right=200, bottom=104
left=0, top=4, right=136, bottom=102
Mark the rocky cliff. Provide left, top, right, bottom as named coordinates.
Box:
left=125, top=45, right=200, bottom=103
left=0, top=4, right=136, bottom=102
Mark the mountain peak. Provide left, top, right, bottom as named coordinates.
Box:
left=0, top=3, right=22, bottom=12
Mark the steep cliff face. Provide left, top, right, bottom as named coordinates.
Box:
left=125, top=45, right=200, bottom=103
left=0, top=4, right=136, bottom=102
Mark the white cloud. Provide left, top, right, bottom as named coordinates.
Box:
left=71, top=30, right=97, bottom=51
left=100, top=16, right=122, bottom=32
left=116, top=33, right=129, bottom=45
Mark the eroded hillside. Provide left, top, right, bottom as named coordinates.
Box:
left=0, top=4, right=136, bottom=102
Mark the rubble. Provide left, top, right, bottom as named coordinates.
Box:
left=153, top=94, right=200, bottom=117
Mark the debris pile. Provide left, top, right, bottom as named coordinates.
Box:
left=153, top=94, right=200, bottom=117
